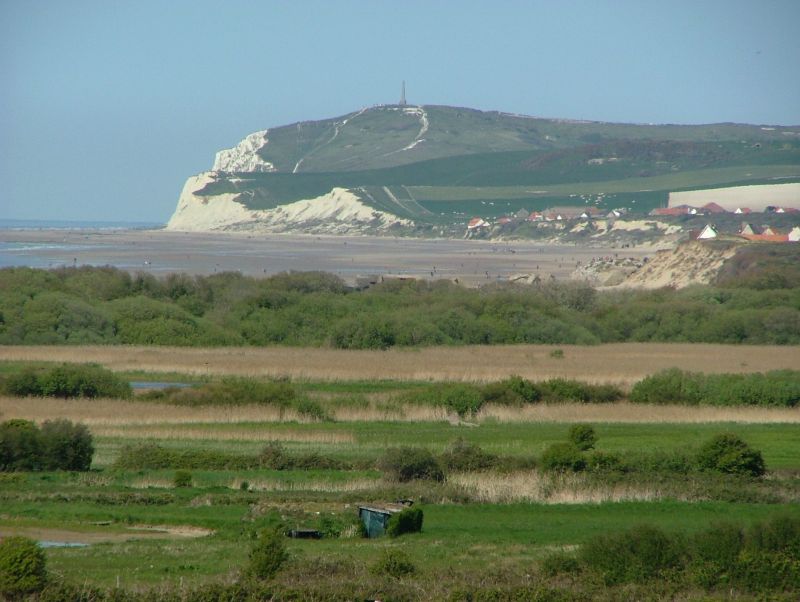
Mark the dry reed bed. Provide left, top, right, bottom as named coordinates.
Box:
left=3, top=343, right=799, bottom=385
left=2, top=396, right=798, bottom=427
left=130, top=471, right=669, bottom=504
left=450, top=471, right=670, bottom=504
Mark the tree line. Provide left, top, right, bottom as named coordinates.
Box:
left=1, top=266, right=799, bottom=347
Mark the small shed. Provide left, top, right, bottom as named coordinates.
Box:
left=358, top=501, right=413, bottom=538
left=358, top=506, right=398, bottom=538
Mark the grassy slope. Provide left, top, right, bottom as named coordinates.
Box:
left=218, top=144, right=800, bottom=217
left=196, top=105, right=800, bottom=221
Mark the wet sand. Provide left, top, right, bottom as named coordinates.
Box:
left=0, top=229, right=653, bottom=286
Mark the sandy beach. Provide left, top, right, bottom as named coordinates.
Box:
left=0, top=229, right=652, bottom=286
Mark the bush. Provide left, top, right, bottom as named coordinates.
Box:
left=631, top=368, right=800, bottom=407
left=173, top=470, right=192, bottom=488
left=440, top=384, right=485, bottom=417
left=247, top=529, right=288, bottom=581
left=567, top=424, right=597, bottom=451
left=40, top=419, right=94, bottom=471
left=142, top=377, right=295, bottom=407
left=746, top=515, right=800, bottom=557
left=540, top=552, right=581, bottom=577
left=440, top=438, right=498, bottom=471
left=371, top=549, right=416, bottom=578
left=579, top=524, right=682, bottom=585
left=3, top=369, right=43, bottom=397
left=0, top=536, right=48, bottom=598
left=387, top=507, right=424, bottom=537
left=0, top=419, right=43, bottom=471
left=696, top=433, right=766, bottom=477
left=630, top=368, right=702, bottom=404
left=401, top=383, right=485, bottom=417
left=378, top=447, right=445, bottom=482
left=1, top=364, right=131, bottom=400
left=540, top=443, right=586, bottom=472
left=481, top=376, right=541, bottom=406
left=586, top=450, right=624, bottom=472
left=539, top=378, right=622, bottom=403
left=687, top=522, right=744, bottom=587
left=294, top=398, right=331, bottom=421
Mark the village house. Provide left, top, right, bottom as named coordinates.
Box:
left=696, top=224, right=719, bottom=240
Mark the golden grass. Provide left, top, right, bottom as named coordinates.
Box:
left=2, top=396, right=798, bottom=428
left=450, top=471, right=668, bottom=504
left=94, top=425, right=355, bottom=444
left=3, top=343, right=799, bottom=386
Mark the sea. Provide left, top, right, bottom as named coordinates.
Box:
left=0, top=219, right=163, bottom=269
left=0, top=219, right=162, bottom=230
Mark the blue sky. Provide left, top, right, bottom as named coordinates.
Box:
left=1, top=0, right=799, bottom=222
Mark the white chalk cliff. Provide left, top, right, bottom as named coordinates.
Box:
left=166, top=173, right=410, bottom=234
left=167, top=129, right=411, bottom=234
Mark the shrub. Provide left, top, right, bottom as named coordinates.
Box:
left=540, top=552, right=581, bottom=577
left=687, top=522, right=744, bottom=587
left=567, top=424, right=597, bottom=451
left=696, top=433, right=766, bottom=477
left=630, top=368, right=702, bottom=404
left=0, top=419, right=43, bottom=471
left=579, top=524, right=682, bottom=585
left=440, top=438, right=498, bottom=471
left=746, top=515, right=800, bottom=557
left=371, top=549, right=416, bottom=578
left=294, top=398, right=331, bottom=421
left=2, top=369, right=43, bottom=397
left=378, top=447, right=445, bottom=482
left=401, top=383, right=485, bottom=417
left=247, top=529, right=288, bottom=581
left=440, top=384, right=485, bottom=417
left=586, top=451, right=624, bottom=472
left=258, top=442, right=291, bottom=470
left=173, top=470, right=192, bottom=488
left=40, top=419, right=94, bottom=471
left=39, top=364, right=131, bottom=399
left=481, top=375, right=541, bottom=406
left=0, top=536, right=48, bottom=598
left=540, top=443, right=586, bottom=472
left=387, top=507, right=424, bottom=537
left=539, top=378, right=622, bottom=403
left=1, top=364, right=131, bottom=400
left=142, top=377, right=295, bottom=408
left=732, top=550, right=800, bottom=592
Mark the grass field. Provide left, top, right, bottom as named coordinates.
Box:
left=1, top=357, right=799, bottom=598
left=3, top=343, right=799, bottom=385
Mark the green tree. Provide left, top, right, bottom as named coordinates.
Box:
left=568, top=424, right=597, bottom=451
left=696, top=433, right=766, bottom=477
left=0, top=536, right=48, bottom=598
left=246, top=530, right=288, bottom=581
left=40, top=419, right=94, bottom=471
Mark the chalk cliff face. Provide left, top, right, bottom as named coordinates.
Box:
left=212, top=131, right=275, bottom=173
left=166, top=172, right=411, bottom=234
left=167, top=119, right=415, bottom=233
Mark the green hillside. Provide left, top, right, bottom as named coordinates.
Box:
left=199, top=105, right=800, bottom=222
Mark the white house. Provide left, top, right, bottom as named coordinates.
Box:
left=697, top=224, right=719, bottom=240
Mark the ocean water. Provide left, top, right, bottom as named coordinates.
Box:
left=0, top=219, right=163, bottom=269
left=0, top=218, right=162, bottom=230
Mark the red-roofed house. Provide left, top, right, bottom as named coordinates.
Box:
left=703, top=202, right=728, bottom=214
